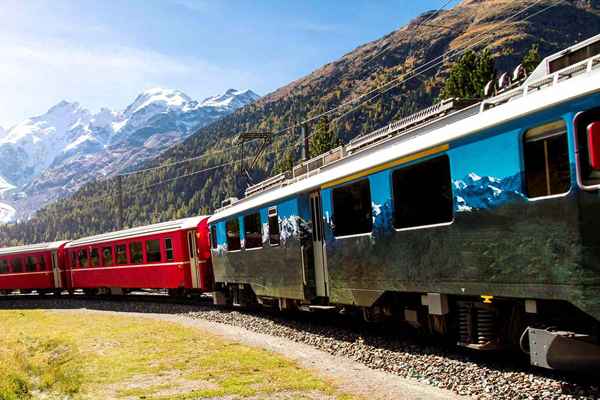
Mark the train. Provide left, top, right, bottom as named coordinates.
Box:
left=2, top=35, right=600, bottom=372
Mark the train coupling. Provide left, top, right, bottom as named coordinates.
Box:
left=525, top=328, right=600, bottom=371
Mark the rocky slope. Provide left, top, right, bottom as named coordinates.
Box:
left=1, top=0, right=599, bottom=243
left=0, top=88, right=259, bottom=222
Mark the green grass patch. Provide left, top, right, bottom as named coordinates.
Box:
left=0, top=310, right=358, bottom=399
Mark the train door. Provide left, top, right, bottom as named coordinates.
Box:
left=187, top=230, right=200, bottom=289
left=51, top=251, right=62, bottom=289
left=309, top=191, right=329, bottom=297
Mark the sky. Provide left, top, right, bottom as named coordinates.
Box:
left=0, top=0, right=447, bottom=129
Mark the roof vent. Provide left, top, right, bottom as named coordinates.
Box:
left=221, top=197, right=239, bottom=208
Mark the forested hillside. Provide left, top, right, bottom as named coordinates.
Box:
left=2, top=0, right=600, bottom=245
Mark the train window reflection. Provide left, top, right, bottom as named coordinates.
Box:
left=78, top=249, right=89, bottom=268
left=103, top=247, right=114, bottom=267
left=393, top=155, right=453, bottom=229
left=332, top=179, right=372, bottom=237
left=12, top=258, right=23, bottom=273
left=26, top=256, right=37, bottom=272
left=524, top=120, right=570, bottom=198
left=130, top=242, right=143, bottom=264
left=0, top=259, right=8, bottom=274
left=90, top=248, right=100, bottom=267
left=226, top=218, right=241, bottom=251
left=268, top=207, right=280, bottom=246
left=244, top=213, right=262, bottom=249
left=115, top=245, right=127, bottom=265
left=165, top=238, right=174, bottom=261
left=146, top=240, right=161, bottom=262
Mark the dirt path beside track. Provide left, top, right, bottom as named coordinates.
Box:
left=56, top=308, right=465, bottom=400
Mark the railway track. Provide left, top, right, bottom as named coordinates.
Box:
left=0, top=293, right=598, bottom=400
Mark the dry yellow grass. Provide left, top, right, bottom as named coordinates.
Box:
left=0, top=310, right=358, bottom=400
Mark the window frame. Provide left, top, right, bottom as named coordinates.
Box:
left=391, top=155, right=454, bottom=232
left=115, top=244, right=128, bottom=265
left=268, top=207, right=280, bottom=246
left=88, top=248, right=99, bottom=267
left=129, top=241, right=144, bottom=265
left=243, top=212, right=263, bottom=250
left=522, top=120, right=572, bottom=200
left=225, top=218, right=242, bottom=252
left=574, top=110, right=600, bottom=190
left=25, top=256, right=38, bottom=272
left=0, top=259, right=8, bottom=274
left=78, top=249, right=89, bottom=268
left=11, top=257, right=23, bottom=273
left=102, top=246, right=114, bottom=267
left=331, top=178, right=373, bottom=238
left=164, top=238, right=174, bottom=261
left=210, top=225, right=218, bottom=250
left=146, top=239, right=162, bottom=263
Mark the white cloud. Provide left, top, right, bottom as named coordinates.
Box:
left=0, top=39, right=255, bottom=127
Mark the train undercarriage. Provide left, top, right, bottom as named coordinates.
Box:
left=214, top=283, right=600, bottom=372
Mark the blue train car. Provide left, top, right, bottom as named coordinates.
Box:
left=209, top=34, right=600, bottom=370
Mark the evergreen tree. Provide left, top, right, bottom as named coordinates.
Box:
left=441, top=49, right=496, bottom=100
left=522, top=44, right=541, bottom=75
left=309, top=117, right=337, bottom=158
left=274, top=148, right=295, bottom=174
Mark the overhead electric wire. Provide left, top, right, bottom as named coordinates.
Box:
left=330, top=0, right=564, bottom=125
left=111, top=0, right=562, bottom=194
left=115, top=1, right=458, bottom=180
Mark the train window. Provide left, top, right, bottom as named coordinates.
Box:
left=102, top=247, right=114, bottom=267
left=332, top=179, right=372, bottom=237
left=146, top=240, right=161, bottom=263
left=243, top=213, right=262, bottom=249
left=268, top=207, right=280, bottom=246
left=71, top=252, right=77, bottom=269
left=78, top=249, right=89, bottom=268
left=393, top=155, right=453, bottom=229
left=210, top=225, right=218, bottom=250
left=12, top=258, right=23, bottom=273
left=226, top=218, right=241, bottom=251
left=115, top=245, right=127, bottom=265
left=165, top=238, right=174, bottom=261
left=0, top=259, right=8, bottom=274
left=524, top=120, right=570, bottom=198
left=26, top=256, right=37, bottom=272
left=39, top=255, right=47, bottom=271
left=130, top=242, right=143, bottom=264
left=90, top=249, right=100, bottom=267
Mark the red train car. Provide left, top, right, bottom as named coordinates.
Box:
left=63, top=217, right=213, bottom=295
left=0, top=241, right=68, bottom=295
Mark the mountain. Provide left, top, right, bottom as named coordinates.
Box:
left=454, top=173, right=525, bottom=212
left=0, top=88, right=260, bottom=221
left=1, top=0, right=599, bottom=244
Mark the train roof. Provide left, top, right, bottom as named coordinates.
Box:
left=0, top=241, right=70, bottom=256
left=65, top=216, right=209, bottom=248
left=209, top=34, right=600, bottom=224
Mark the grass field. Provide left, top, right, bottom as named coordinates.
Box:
left=0, top=310, right=356, bottom=400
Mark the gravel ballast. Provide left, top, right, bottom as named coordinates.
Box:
left=1, top=296, right=598, bottom=400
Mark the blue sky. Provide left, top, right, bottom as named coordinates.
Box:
left=0, top=0, right=447, bottom=128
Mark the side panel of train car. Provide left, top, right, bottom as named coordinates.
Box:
left=65, top=218, right=212, bottom=293
left=318, top=95, right=600, bottom=324
left=209, top=94, right=600, bottom=351
left=210, top=196, right=316, bottom=302
left=0, top=242, right=68, bottom=294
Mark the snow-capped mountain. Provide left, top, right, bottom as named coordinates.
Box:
left=454, top=172, right=524, bottom=212
left=0, top=88, right=260, bottom=222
